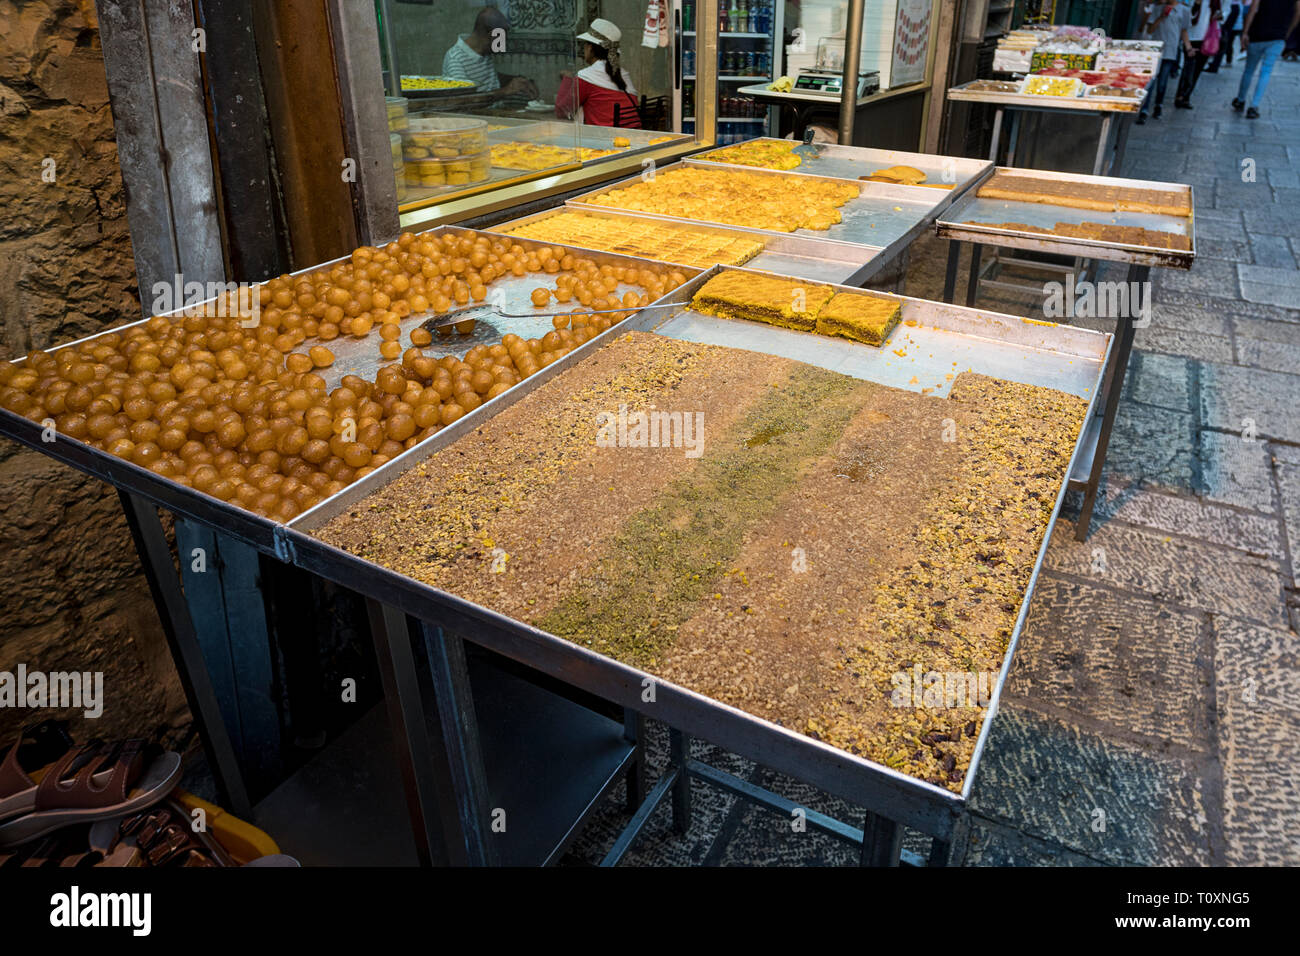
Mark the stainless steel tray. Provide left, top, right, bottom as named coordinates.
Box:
left=491, top=205, right=883, bottom=286
left=947, top=80, right=1144, bottom=113
left=567, top=159, right=948, bottom=262
left=692, top=138, right=992, bottom=216
left=936, top=166, right=1195, bottom=268
left=0, top=226, right=700, bottom=555
left=284, top=267, right=1110, bottom=830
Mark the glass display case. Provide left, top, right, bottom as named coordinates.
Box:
left=373, top=0, right=713, bottom=220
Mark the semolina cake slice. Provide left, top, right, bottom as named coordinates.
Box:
left=865, top=164, right=926, bottom=185
left=691, top=271, right=834, bottom=332
left=815, top=291, right=902, bottom=347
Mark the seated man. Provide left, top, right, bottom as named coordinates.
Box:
left=442, top=6, right=538, bottom=98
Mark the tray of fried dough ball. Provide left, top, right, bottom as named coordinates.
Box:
left=0, top=227, right=696, bottom=549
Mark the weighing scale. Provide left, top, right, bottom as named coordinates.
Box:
left=792, top=69, right=880, bottom=98
left=790, top=35, right=880, bottom=98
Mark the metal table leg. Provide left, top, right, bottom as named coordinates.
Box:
left=860, top=811, right=902, bottom=866
left=669, top=728, right=691, bottom=835
left=965, top=242, right=983, bottom=307
left=927, top=811, right=969, bottom=867
left=894, top=247, right=909, bottom=295
left=1074, top=263, right=1147, bottom=541
left=420, top=622, right=496, bottom=865
left=118, top=491, right=251, bottom=818
left=1093, top=114, right=1114, bottom=176
left=988, top=107, right=1004, bottom=164
left=366, top=600, right=474, bottom=865
left=1004, top=111, right=1022, bottom=169
left=624, top=710, right=647, bottom=811
left=942, top=240, right=960, bottom=304
left=1112, top=115, right=1133, bottom=173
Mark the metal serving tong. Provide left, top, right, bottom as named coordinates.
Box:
left=793, top=128, right=826, bottom=162
left=420, top=300, right=684, bottom=335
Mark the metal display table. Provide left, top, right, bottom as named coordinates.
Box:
left=936, top=167, right=1196, bottom=541
left=492, top=205, right=885, bottom=286
left=1, top=226, right=1109, bottom=866
left=691, top=138, right=991, bottom=217
left=946, top=80, right=1147, bottom=176
left=564, top=154, right=986, bottom=290
left=282, top=259, right=1110, bottom=866
left=496, top=142, right=989, bottom=289
left=733, top=83, right=879, bottom=139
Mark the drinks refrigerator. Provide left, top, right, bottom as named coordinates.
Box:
left=674, top=0, right=784, bottom=143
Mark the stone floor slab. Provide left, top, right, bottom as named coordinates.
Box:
left=1239, top=263, right=1300, bottom=291
left=963, top=816, right=1105, bottom=866
left=1212, top=617, right=1300, bottom=865
left=1196, top=429, right=1278, bottom=512
left=1045, top=518, right=1288, bottom=628
left=968, top=707, right=1213, bottom=865
left=1240, top=281, right=1300, bottom=310
left=1275, top=461, right=1300, bottom=583
left=1148, top=301, right=1233, bottom=337
left=1161, top=288, right=1299, bottom=324
left=1080, top=479, right=1284, bottom=562
left=1248, top=234, right=1296, bottom=269
left=1103, top=399, right=1198, bottom=494
left=1199, top=360, right=1300, bottom=444
left=1013, top=574, right=1212, bottom=748
left=1154, top=257, right=1239, bottom=301
left=1128, top=351, right=1192, bottom=412
left=1135, top=325, right=1235, bottom=364
left=1233, top=335, right=1300, bottom=374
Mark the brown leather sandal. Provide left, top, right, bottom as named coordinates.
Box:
left=0, top=721, right=76, bottom=826
left=103, top=798, right=234, bottom=867
left=0, top=739, right=181, bottom=847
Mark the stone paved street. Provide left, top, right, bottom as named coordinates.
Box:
left=565, top=60, right=1300, bottom=866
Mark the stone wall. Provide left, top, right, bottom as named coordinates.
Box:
left=0, top=0, right=190, bottom=747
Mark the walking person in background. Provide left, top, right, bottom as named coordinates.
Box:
left=1175, top=0, right=1222, bottom=106
left=1232, top=0, right=1300, bottom=116
left=1283, top=18, right=1299, bottom=58
left=1137, top=0, right=1194, bottom=124
left=1207, top=0, right=1243, bottom=69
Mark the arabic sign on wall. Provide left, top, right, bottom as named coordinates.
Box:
left=891, top=0, right=931, bottom=87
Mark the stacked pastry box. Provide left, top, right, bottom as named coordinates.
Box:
left=1098, top=39, right=1163, bottom=73
left=992, top=29, right=1045, bottom=72
left=1029, top=32, right=1104, bottom=72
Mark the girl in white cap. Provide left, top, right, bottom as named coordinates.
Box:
left=556, top=18, right=642, bottom=127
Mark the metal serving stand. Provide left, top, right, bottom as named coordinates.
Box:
left=0, top=231, right=702, bottom=866
left=280, top=260, right=1110, bottom=866
left=936, top=167, right=1195, bottom=542
left=491, top=205, right=885, bottom=286
left=946, top=79, right=1147, bottom=176
left=565, top=156, right=972, bottom=291
left=1, top=227, right=1110, bottom=866
left=692, top=138, right=992, bottom=217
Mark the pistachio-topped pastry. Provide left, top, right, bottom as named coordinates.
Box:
left=815, top=292, right=902, bottom=347
left=691, top=272, right=833, bottom=331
